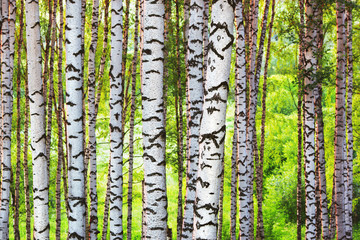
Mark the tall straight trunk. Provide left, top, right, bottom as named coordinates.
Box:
left=23, top=59, right=31, bottom=240
left=101, top=162, right=111, bottom=240
left=45, top=0, right=57, bottom=167
left=127, top=1, right=140, bottom=239
left=56, top=0, right=65, bottom=237
left=182, top=1, right=204, bottom=239
left=0, top=0, right=14, bottom=237
left=193, top=1, right=235, bottom=239
left=346, top=5, right=353, bottom=239
left=257, top=1, right=275, bottom=238
left=230, top=110, right=237, bottom=240
left=314, top=4, right=330, bottom=239
left=245, top=0, right=260, bottom=237
left=13, top=0, right=24, bottom=238
left=334, top=1, right=347, bottom=239
left=163, top=0, right=171, bottom=152
left=65, top=0, right=86, bottom=237
left=235, top=1, right=250, bottom=239
left=25, top=0, right=50, bottom=237
left=175, top=1, right=184, bottom=239
left=203, top=0, right=209, bottom=81
left=141, top=1, right=168, bottom=238
left=87, top=0, right=100, bottom=238
left=303, top=1, right=318, bottom=238
left=109, top=0, right=124, bottom=238
left=95, top=0, right=110, bottom=116
left=217, top=160, right=225, bottom=240
left=141, top=180, right=146, bottom=240
left=297, top=1, right=305, bottom=239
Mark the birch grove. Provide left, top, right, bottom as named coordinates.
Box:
left=0, top=0, right=357, bottom=239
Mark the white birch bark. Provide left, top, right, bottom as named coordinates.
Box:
left=65, top=0, right=86, bottom=238
left=25, top=0, right=50, bottom=238
left=0, top=0, right=13, bottom=238
left=193, top=1, right=235, bottom=239
left=182, top=1, right=204, bottom=239
left=235, top=2, right=250, bottom=239
left=303, top=1, right=318, bottom=238
left=109, top=0, right=124, bottom=238
left=141, top=1, right=168, bottom=238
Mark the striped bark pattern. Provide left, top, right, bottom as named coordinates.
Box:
left=65, top=0, right=86, bottom=237
left=230, top=110, right=237, bottom=240
left=334, top=1, right=347, bottom=239
left=0, top=0, right=13, bottom=237
left=303, top=1, right=318, bottom=238
left=182, top=1, right=204, bottom=239
left=87, top=0, right=100, bottom=238
left=314, top=6, right=329, bottom=239
left=109, top=0, right=124, bottom=238
left=56, top=0, right=65, bottom=237
left=346, top=6, right=353, bottom=239
left=25, top=0, right=50, bottom=238
left=193, top=1, right=235, bottom=239
left=14, top=0, right=24, bottom=238
left=141, top=1, right=168, bottom=238
left=257, top=1, right=275, bottom=238
left=246, top=0, right=259, bottom=235
left=235, top=1, right=250, bottom=239
left=297, top=1, right=305, bottom=239
left=127, top=1, right=140, bottom=239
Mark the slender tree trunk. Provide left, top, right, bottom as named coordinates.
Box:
left=346, top=5, right=353, bottom=239
left=0, top=0, right=15, bottom=237
left=127, top=2, right=140, bottom=239
left=313, top=4, right=330, bottom=239
left=303, top=1, right=319, bottom=238
left=297, top=1, right=305, bottom=239
left=141, top=1, right=168, bottom=238
left=56, top=0, right=65, bottom=237
left=230, top=109, right=237, bottom=240
left=334, top=1, right=347, bottom=239
left=217, top=159, right=225, bottom=240
left=182, top=1, right=204, bottom=239
left=25, top=0, right=50, bottom=237
left=87, top=0, right=100, bottom=238
left=95, top=0, right=110, bottom=116
left=109, top=0, right=124, bottom=238
left=23, top=60, right=31, bottom=240
left=257, top=1, right=275, bottom=238
left=13, top=1, right=24, bottom=238
left=203, top=0, right=209, bottom=81
left=175, top=1, right=184, bottom=239
left=235, top=1, right=250, bottom=239
left=101, top=162, right=111, bottom=240
left=193, top=1, right=235, bottom=239
left=65, top=0, right=86, bottom=237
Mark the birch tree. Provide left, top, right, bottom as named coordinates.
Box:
left=334, top=0, right=347, bottom=239
left=303, top=0, right=318, bottom=238
left=193, top=1, right=235, bottom=239
left=25, top=0, right=50, bottom=237
left=141, top=0, right=168, bottom=238
left=65, top=0, right=86, bottom=237
left=346, top=4, right=353, bottom=239
left=109, top=0, right=124, bottom=238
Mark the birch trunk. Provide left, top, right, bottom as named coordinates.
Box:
left=109, top=0, right=124, bottom=238
left=346, top=5, right=353, bottom=239
left=303, top=1, right=318, bottom=238
left=87, top=0, right=100, bottom=238
left=182, top=1, right=204, bottom=239
left=65, top=0, right=86, bottom=237
left=141, top=1, right=168, bottom=238
left=334, top=1, right=347, bottom=239
left=235, top=1, right=250, bottom=239
left=193, top=1, right=235, bottom=239
left=25, top=0, right=50, bottom=237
